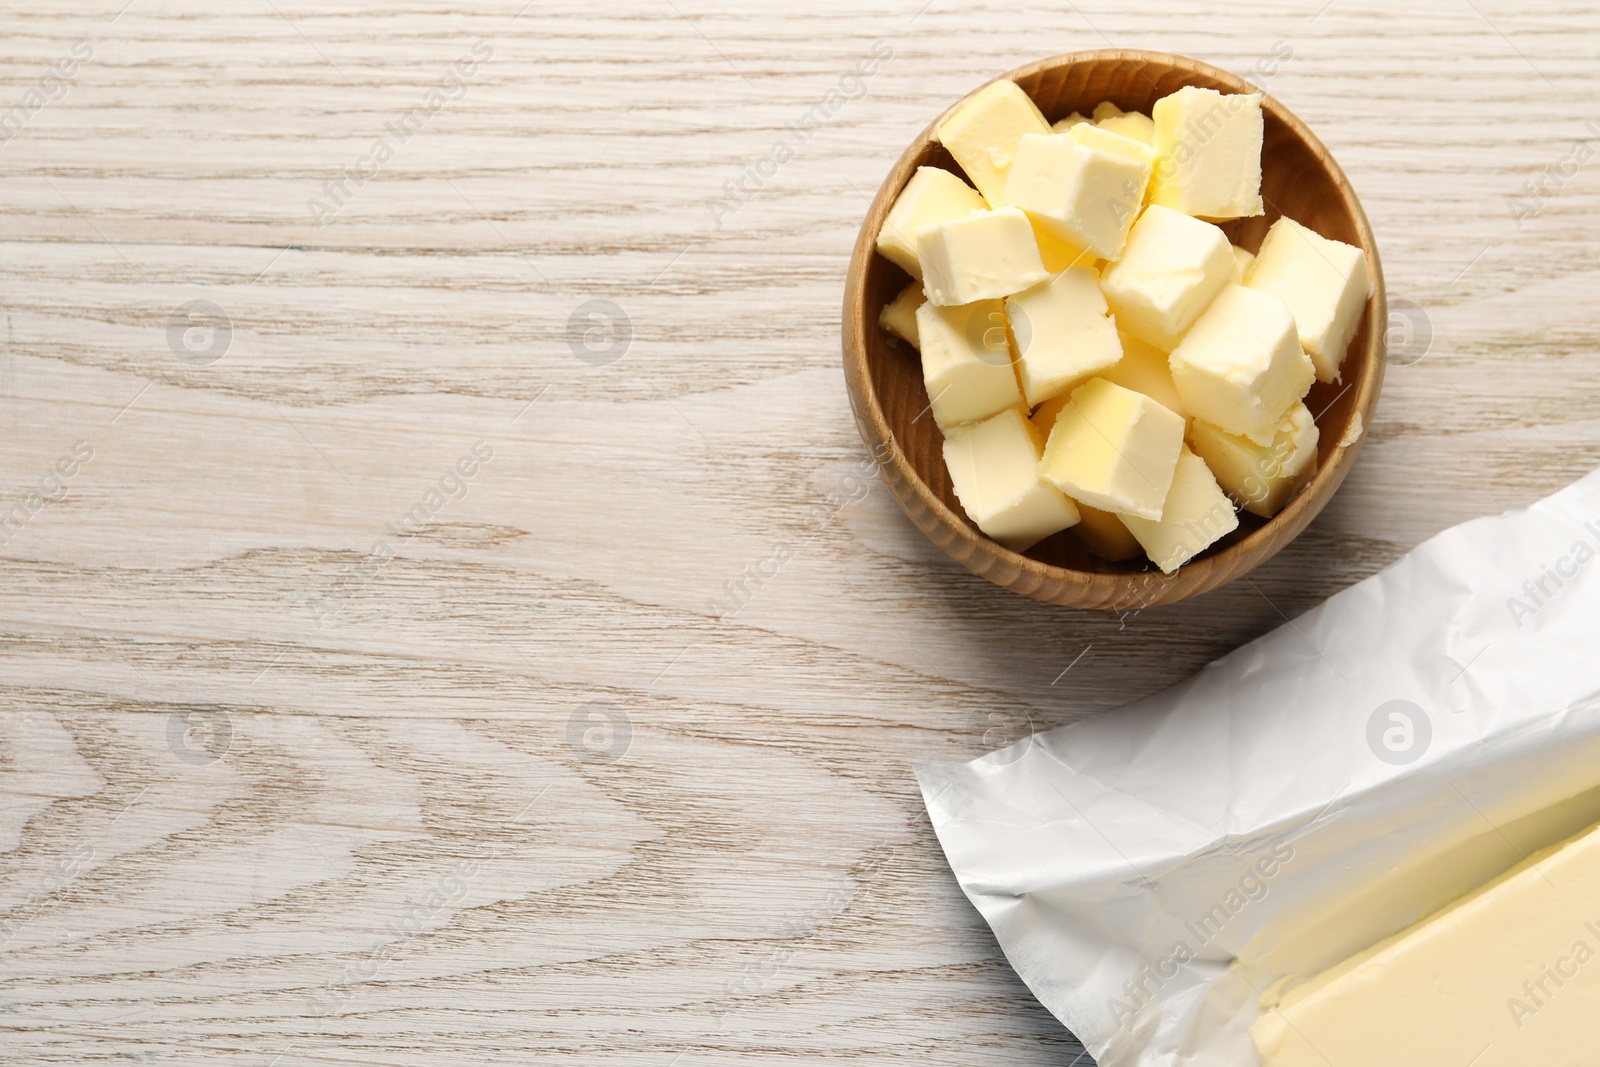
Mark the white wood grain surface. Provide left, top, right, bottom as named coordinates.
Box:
left=3, top=1, right=1599, bottom=1063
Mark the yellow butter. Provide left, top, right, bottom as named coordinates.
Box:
left=1246, top=216, right=1372, bottom=383
left=915, top=300, right=1023, bottom=431
left=1006, top=266, right=1124, bottom=407
left=936, top=79, right=1052, bottom=205
left=1188, top=401, right=1318, bottom=518
left=1151, top=86, right=1264, bottom=219
left=1169, top=283, right=1314, bottom=446
left=1251, top=820, right=1600, bottom=1067
left=1100, top=204, right=1234, bottom=351
left=877, top=166, right=988, bottom=279
left=878, top=282, right=926, bottom=349
left=943, top=407, right=1080, bottom=551
left=1001, top=133, right=1149, bottom=261
left=1038, top=377, right=1185, bottom=521
left=1117, top=446, right=1238, bottom=572
left=918, top=206, right=1050, bottom=306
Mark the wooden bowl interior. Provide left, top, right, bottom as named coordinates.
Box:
left=853, top=53, right=1380, bottom=602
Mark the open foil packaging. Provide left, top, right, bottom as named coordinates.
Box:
left=917, top=468, right=1600, bottom=1066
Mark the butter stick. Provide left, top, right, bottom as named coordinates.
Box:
left=1252, top=820, right=1600, bottom=1067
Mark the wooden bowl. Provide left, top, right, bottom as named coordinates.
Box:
left=842, top=50, right=1385, bottom=611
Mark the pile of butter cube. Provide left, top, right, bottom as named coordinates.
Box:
left=876, top=82, right=1371, bottom=573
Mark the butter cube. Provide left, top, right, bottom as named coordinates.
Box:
left=936, top=79, right=1052, bottom=204
left=1118, top=447, right=1239, bottom=573
left=1073, top=503, right=1142, bottom=561
left=878, top=282, right=925, bottom=348
left=877, top=166, right=989, bottom=279
left=1066, top=122, right=1156, bottom=169
left=1001, top=133, right=1149, bottom=260
left=943, top=407, right=1080, bottom=551
left=1246, top=216, right=1373, bottom=383
left=1151, top=86, right=1264, bottom=219
left=918, top=206, right=1050, bottom=306
left=1189, top=401, right=1319, bottom=518
left=1038, top=377, right=1185, bottom=521
left=1100, top=330, right=1186, bottom=418
left=1169, top=283, right=1315, bottom=446
left=916, top=299, right=1023, bottom=430
left=1231, top=244, right=1255, bottom=283
left=1051, top=111, right=1090, bottom=133
left=1005, top=266, right=1123, bottom=406
left=1099, top=204, right=1234, bottom=350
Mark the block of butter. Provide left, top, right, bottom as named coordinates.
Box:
left=878, top=282, right=925, bottom=349
left=1000, top=133, right=1150, bottom=261
left=1246, top=215, right=1373, bottom=383
left=1169, top=283, right=1314, bottom=446
left=1038, top=377, right=1185, bottom=521
left=1251, top=819, right=1600, bottom=1067
left=915, top=299, right=1023, bottom=430
left=1189, top=400, right=1318, bottom=518
left=1099, top=204, right=1234, bottom=351
left=1005, top=266, right=1123, bottom=407
left=943, top=407, right=1080, bottom=551
left=936, top=79, right=1052, bottom=205
left=1118, top=446, right=1238, bottom=573
left=1151, top=86, right=1264, bottom=219
left=877, top=165, right=989, bottom=279
left=918, top=206, right=1050, bottom=306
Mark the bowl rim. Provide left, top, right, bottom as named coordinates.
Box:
left=841, top=48, right=1387, bottom=609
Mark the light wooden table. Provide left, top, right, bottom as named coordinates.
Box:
left=3, top=2, right=1597, bottom=1063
